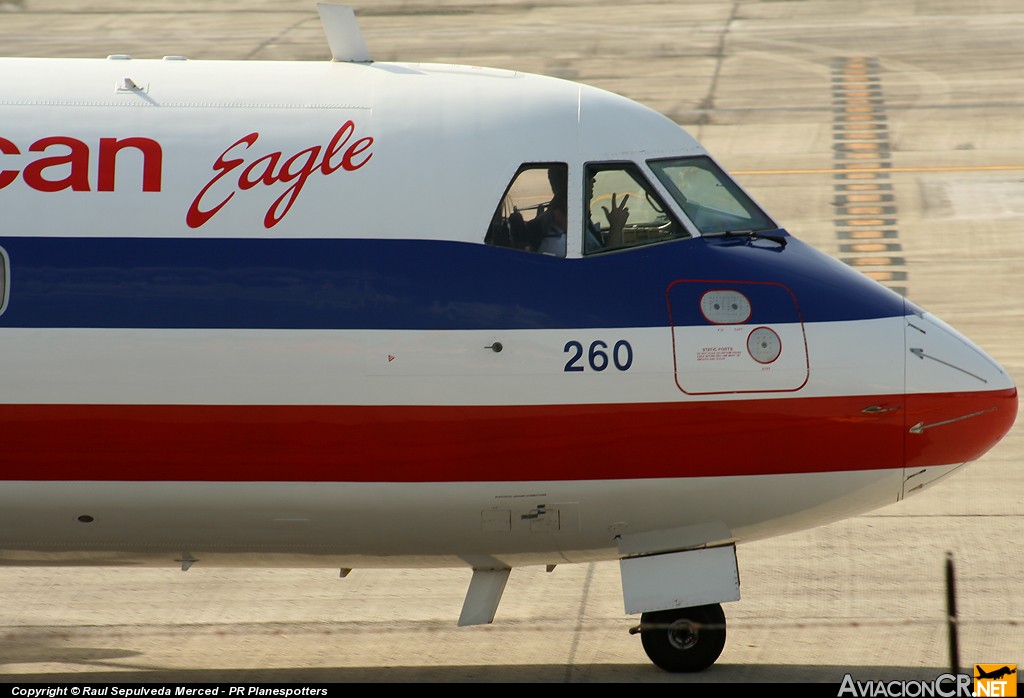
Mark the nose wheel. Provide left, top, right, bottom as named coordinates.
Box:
left=634, top=603, right=726, bottom=672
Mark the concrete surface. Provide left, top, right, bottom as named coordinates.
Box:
left=0, top=0, right=1021, bottom=683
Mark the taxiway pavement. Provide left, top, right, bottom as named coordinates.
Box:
left=0, top=0, right=1021, bottom=683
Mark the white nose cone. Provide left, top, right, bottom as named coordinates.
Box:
left=906, top=313, right=1013, bottom=394
left=903, top=312, right=1017, bottom=497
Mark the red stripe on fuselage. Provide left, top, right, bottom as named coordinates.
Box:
left=905, top=389, right=1018, bottom=468
left=0, top=390, right=1014, bottom=482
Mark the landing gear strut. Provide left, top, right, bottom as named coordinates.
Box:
left=634, top=603, right=726, bottom=672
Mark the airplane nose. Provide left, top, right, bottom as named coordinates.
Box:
left=903, top=311, right=1017, bottom=496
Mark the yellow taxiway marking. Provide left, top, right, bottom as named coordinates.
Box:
left=844, top=230, right=888, bottom=239
left=864, top=271, right=900, bottom=281
left=734, top=165, right=1024, bottom=175
left=847, top=243, right=891, bottom=252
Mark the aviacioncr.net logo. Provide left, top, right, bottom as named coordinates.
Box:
left=838, top=673, right=974, bottom=697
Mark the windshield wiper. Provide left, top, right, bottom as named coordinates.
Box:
left=700, top=229, right=786, bottom=245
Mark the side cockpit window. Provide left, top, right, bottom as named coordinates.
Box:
left=648, top=156, right=775, bottom=234
left=485, top=163, right=567, bottom=257
left=584, top=162, right=688, bottom=255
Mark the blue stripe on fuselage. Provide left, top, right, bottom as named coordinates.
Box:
left=0, top=233, right=906, bottom=330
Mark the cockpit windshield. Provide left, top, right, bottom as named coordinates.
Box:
left=648, top=156, right=776, bottom=234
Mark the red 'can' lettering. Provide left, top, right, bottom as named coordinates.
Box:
left=0, top=137, right=20, bottom=189
left=0, top=134, right=162, bottom=193
left=98, top=137, right=163, bottom=192
left=23, top=136, right=92, bottom=192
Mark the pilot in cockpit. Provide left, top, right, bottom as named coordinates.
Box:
left=484, top=163, right=631, bottom=257
left=584, top=167, right=630, bottom=254
left=493, top=164, right=569, bottom=256
left=527, top=190, right=568, bottom=256
left=519, top=167, right=631, bottom=256
left=516, top=166, right=568, bottom=255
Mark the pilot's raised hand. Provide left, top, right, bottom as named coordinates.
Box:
left=602, top=192, right=629, bottom=247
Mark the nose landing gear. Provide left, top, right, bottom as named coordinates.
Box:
left=632, top=603, right=726, bottom=672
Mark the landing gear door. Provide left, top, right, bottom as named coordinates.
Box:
left=668, top=279, right=809, bottom=395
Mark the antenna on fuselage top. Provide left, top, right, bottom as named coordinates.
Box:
left=317, top=3, right=372, bottom=63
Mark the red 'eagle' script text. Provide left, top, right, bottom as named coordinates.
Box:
left=186, top=121, right=373, bottom=229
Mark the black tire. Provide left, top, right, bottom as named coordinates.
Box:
left=640, top=603, right=726, bottom=672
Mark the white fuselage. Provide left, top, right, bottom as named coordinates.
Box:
left=0, top=56, right=1015, bottom=571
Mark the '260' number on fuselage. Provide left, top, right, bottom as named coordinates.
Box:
left=563, top=340, right=633, bottom=372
